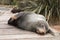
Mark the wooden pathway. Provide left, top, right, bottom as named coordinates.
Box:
left=0, top=8, right=60, bottom=40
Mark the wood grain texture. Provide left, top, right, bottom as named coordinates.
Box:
left=0, top=9, right=60, bottom=40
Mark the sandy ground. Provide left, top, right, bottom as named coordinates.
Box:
left=51, top=25, right=60, bottom=32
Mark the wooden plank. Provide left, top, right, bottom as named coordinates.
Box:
left=0, top=29, right=36, bottom=35
left=0, top=25, right=14, bottom=29
left=0, top=38, right=60, bottom=40
left=0, top=36, right=60, bottom=40
left=0, top=9, right=60, bottom=40
left=0, top=34, right=53, bottom=39
left=0, top=28, right=53, bottom=39
left=0, top=22, right=14, bottom=29
left=0, top=21, right=15, bottom=29
left=0, top=11, right=14, bottom=29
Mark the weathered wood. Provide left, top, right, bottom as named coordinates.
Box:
left=0, top=29, right=37, bottom=35
left=0, top=8, right=60, bottom=40
left=0, top=34, right=53, bottom=39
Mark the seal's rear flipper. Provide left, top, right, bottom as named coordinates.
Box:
left=47, top=29, right=55, bottom=36
left=47, top=29, right=60, bottom=36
